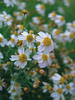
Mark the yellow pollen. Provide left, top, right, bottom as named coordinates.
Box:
left=71, top=24, right=74, bottom=27
left=10, top=38, right=15, bottom=43
left=15, top=83, right=19, bottom=88
left=19, top=54, right=27, bottom=62
left=0, top=37, right=3, bottom=43
left=57, top=88, right=63, bottom=94
left=52, top=13, right=56, bottom=17
left=60, top=16, right=65, bottom=21
left=59, top=77, right=65, bottom=84
left=19, top=25, right=23, bottom=30
left=43, top=37, right=51, bottom=46
left=69, top=33, right=74, bottom=38
left=19, top=12, right=23, bottom=16
left=26, top=34, right=33, bottom=42
left=66, top=85, right=71, bottom=90
left=62, top=35, right=66, bottom=38
left=14, top=95, right=19, bottom=100
left=55, top=30, right=60, bottom=35
left=42, top=54, right=48, bottom=61
left=40, top=4, right=45, bottom=9
left=0, top=63, right=3, bottom=68
left=17, top=40, right=23, bottom=46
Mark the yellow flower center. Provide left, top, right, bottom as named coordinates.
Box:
left=62, top=35, right=66, bottom=38
left=19, top=25, right=23, bottom=29
left=69, top=33, right=74, bottom=39
left=43, top=37, right=51, bottom=46
left=11, top=38, right=15, bottom=43
left=15, top=83, right=19, bottom=88
left=71, top=24, right=74, bottom=27
left=57, top=88, right=63, bottom=94
left=42, top=54, right=48, bottom=61
left=60, top=16, right=65, bottom=21
left=40, top=4, right=45, bottom=9
left=55, top=30, right=60, bottom=35
left=19, top=12, right=23, bottom=16
left=0, top=63, right=3, bottom=68
left=52, top=13, right=56, bottom=17
left=46, top=84, right=51, bottom=91
left=17, top=40, right=23, bottom=46
left=26, top=34, right=33, bottom=42
left=19, top=54, right=27, bottom=62
left=59, top=77, right=65, bottom=84
left=14, top=95, right=19, bottom=100
left=67, top=0, right=70, bottom=3
left=0, top=80, right=2, bottom=86
left=66, top=85, right=71, bottom=90
left=0, top=37, right=3, bottom=43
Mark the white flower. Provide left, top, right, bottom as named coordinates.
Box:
left=17, top=2, right=26, bottom=10
left=10, top=47, right=31, bottom=69
left=7, top=34, right=17, bottom=47
left=64, top=82, right=74, bottom=94
left=0, top=78, right=5, bottom=91
left=0, top=52, right=3, bottom=60
left=52, top=73, right=65, bottom=85
left=36, top=31, right=54, bottom=53
left=48, top=12, right=57, bottom=21
left=4, top=0, right=17, bottom=7
left=55, top=15, right=65, bottom=26
left=32, top=17, right=41, bottom=24
left=51, top=85, right=65, bottom=100
left=18, top=31, right=35, bottom=48
left=0, top=34, right=7, bottom=47
left=33, top=51, right=52, bottom=68
left=35, top=4, right=45, bottom=16
left=42, top=82, right=51, bottom=93
left=52, top=29, right=60, bottom=39
left=63, top=0, right=70, bottom=7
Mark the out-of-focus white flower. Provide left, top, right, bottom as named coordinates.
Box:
left=52, top=73, right=65, bottom=85
left=42, top=82, right=51, bottom=93
left=0, top=52, right=3, bottom=60
left=64, top=82, right=74, bottom=94
left=58, top=7, right=64, bottom=14
left=63, top=0, right=70, bottom=7
left=17, top=2, right=26, bottom=10
left=35, top=4, right=45, bottom=16
left=0, top=78, right=6, bottom=91
left=55, top=15, right=65, bottom=26
left=0, top=34, right=7, bottom=47
left=33, top=51, right=52, bottom=68
left=48, top=12, right=57, bottom=21
left=36, top=31, right=54, bottom=53
left=4, top=0, right=17, bottom=7
left=7, top=34, right=17, bottom=47
left=32, top=17, right=41, bottom=24
left=52, top=29, right=60, bottom=39
left=51, top=85, right=65, bottom=100
left=10, top=47, right=31, bottom=69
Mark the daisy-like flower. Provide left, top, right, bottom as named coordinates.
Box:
left=17, top=2, right=26, bottom=10
left=0, top=34, right=7, bottom=47
left=10, top=47, right=31, bottom=69
left=66, top=22, right=75, bottom=33
left=52, top=29, right=60, bottom=39
left=48, top=12, right=57, bottom=21
left=0, top=78, right=6, bottom=91
left=52, top=73, right=65, bottom=85
left=51, top=85, right=65, bottom=100
left=64, top=82, right=74, bottom=94
left=0, top=63, right=7, bottom=71
left=36, top=31, right=54, bottom=53
left=18, top=31, right=35, bottom=48
left=63, top=0, right=70, bottom=7
left=33, top=51, right=52, bottom=68
left=32, top=17, right=41, bottom=24
left=55, top=15, right=65, bottom=26
left=4, top=0, right=17, bottom=7
left=35, top=4, right=45, bottom=16
left=7, top=34, right=17, bottom=47
left=48, top=0, right=55, bottom=5
left=42, top=82, right=51, bottom=93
